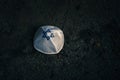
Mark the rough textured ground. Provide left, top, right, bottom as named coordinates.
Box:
left=0, top=0, right=120, bottom=80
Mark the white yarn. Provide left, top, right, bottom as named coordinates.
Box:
left=33, top=25, right=64, bottom=54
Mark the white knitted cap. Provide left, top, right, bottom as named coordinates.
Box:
left=33, top=25, right=64, bottom=54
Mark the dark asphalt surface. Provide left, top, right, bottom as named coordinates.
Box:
left=0, top=0, right=120, bottom=80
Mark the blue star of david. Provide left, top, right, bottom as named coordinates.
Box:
left=42, top=29, right=54, bottom=40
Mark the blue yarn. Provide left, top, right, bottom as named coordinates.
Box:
left=42, top=29, right=54, bottom=40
